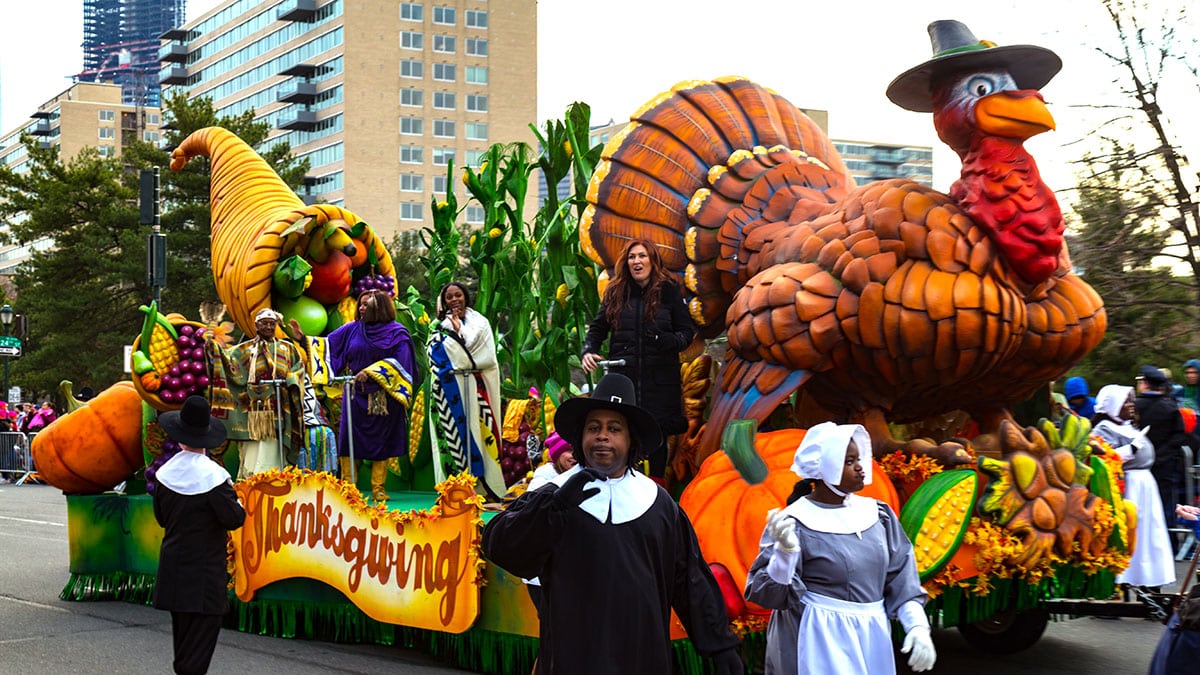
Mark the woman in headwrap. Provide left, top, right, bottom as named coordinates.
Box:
left=744, top=422, right=935, bottom=675
left=1092, top=384, right=1175, bottom=590
left=428, top=282, right=506, bottom=499
left=295, top=290, right=417, bottom=503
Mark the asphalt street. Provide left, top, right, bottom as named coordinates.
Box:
left=1, top=481, right=1194, bottom=674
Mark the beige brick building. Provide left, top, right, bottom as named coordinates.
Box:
left=163, top=0, right=537, bottom=242
left=0, top=81, right=162, bottom=273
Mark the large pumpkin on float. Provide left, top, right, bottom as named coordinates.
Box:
left=32, top=381, right=144, bottom=494
left=680, top=426, right=898, bottom=615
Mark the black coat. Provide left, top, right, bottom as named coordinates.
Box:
left=1135, top=391, right=1189, bottom=481
left=582, top=281, right=695, bottom=435
left=152, top=481, right=246, bottom=615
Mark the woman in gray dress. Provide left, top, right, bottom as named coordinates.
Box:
left=744, top=422, right=936, bottom=675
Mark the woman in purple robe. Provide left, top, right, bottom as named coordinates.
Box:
left=297, top=290, right=416, bottom=502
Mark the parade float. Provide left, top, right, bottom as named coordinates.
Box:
left=33, top=20, right=1142, bottom=673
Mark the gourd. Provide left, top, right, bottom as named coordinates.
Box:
left=30, top=381, right=144, bottom=494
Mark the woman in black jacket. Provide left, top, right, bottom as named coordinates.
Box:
left=582, top=239, right=695, bottom=479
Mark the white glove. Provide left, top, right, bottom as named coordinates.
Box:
left=901, top=625, right=936, bottom=672
left=766, top=508, right=800, bottom=553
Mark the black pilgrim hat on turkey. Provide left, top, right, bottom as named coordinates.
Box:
left=554, top=373, right=661, bottom=457
left=158, top=395, right=228, bottom=449
left=886, top=19, right=1062, bottom=113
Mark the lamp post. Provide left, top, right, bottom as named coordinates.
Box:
left=1, top=304, right=13, bottom=398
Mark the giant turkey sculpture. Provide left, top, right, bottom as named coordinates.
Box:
left=581, top=20, right=1106, bottom=467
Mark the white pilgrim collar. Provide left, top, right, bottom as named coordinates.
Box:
left=550, top=465, right=658, bottom=524
left=157, top=451, right=232, bottom=496
left=781, top=493, right=879, bottom=536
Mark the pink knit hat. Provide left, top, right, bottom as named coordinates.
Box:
left=544, top=431, right=570, bottom=463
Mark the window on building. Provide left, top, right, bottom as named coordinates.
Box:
left=401, top=202, right=424, bottom=220
left=465, top=205, right=485, bottom=224
left=99, top=127, right=115, bottom=139
left=143, top=131, right=160, bottom=143
left=466, top=38, right=488, bottom=56
left=433, top=91, right=456, bottom=110
left=401, top=88, right=424, bottom=107
left=465, top=66, right=488, bottom=84
left=401, top=60, right=424, bottom=79
left=466, top=94, right=488, bottom=112
left=465, top=149, right=485, bottom=166
left=400, top=174, right=424, bottom=192
left=401, top=145, right=424, bottom=164
left=432, top=63, right=455, bottom=82
left=433, top=174, right=448, bottom=196
left=401, top=31, right=424, bottom=50
left=433, top=120, right=455, bottom=138
left=433, top=147, right=455, bottom=165
left=146, top=113, right=160, bottom=125
left=465, top=122, right=487, bottom=140
left=433, top=34, right=456, bottom=53
left=401, top=117, right=424, bottom=135
left=98, top=109, right=115, bottom=122
left=465, top=10, right=488, bottom=28
left=400, top=2, right=423, bottom=21
left=433, top=6, right=455, bottom=24
left=97, top=145, right=114, bottom=157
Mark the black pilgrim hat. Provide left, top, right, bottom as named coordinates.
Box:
left=886, top=19, right=1062, bottom=113
left=158, top=395, right=228, bottom=449
left=554, top=373, right=661, bottom=455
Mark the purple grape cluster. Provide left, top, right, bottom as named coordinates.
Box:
left=352, top=274, right=396, bottom=298
left=158, top=325, right=211, bottom=404
left=144, top=439, right=181, bottom=494
left=499, top=426, right=534, bottom=486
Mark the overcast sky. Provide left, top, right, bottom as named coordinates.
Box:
left=2, top=0, right=1194, bottom=191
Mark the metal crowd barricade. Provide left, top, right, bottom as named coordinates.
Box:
left=1171, top=445, right=1197, bottom=561
left=0, top=431, right=34, bottom=485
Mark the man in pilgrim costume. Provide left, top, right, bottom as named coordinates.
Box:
left=745, top=422, right=935, bottom=675
left=482, top=373, right=743, bottom=675
left=152, top=396, right=246, bottom=675
left=204, top=307, right=307, bottom=479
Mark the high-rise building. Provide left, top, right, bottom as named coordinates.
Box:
left=832, top=140, right=933, bottom=187
left=161, top=0, right=537, bottom=242
left=79, top=0, right=187, bottom=108
left=0, top=81, right=162, bottom=273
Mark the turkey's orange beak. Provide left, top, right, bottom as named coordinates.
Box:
left=975, top=90, right=1056, bottom=140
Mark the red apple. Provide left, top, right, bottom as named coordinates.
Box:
left=306, top=250, right=353, bottom=305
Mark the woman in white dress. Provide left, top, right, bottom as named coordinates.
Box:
left=1092, top=384, right=1176, bottom=589
left=744, top=422, right=936, bottom=675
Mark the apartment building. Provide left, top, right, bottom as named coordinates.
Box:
left=0, top=81, right=162, bottom=273
left=832, top=139, right=933, bottom=187
left=161, top=0, right=537, bottom=242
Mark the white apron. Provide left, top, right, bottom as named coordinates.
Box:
left=1118, top=468, right=1176, bottom=587
left=796, top=591, right=893, bottom=675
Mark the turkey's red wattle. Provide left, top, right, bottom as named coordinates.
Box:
left=951, top=136, right=1063, bottom=285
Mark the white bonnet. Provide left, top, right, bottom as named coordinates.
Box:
left=1095, top=384, right=1133, bottom=420
left=790, top=421, right=873, bottom=488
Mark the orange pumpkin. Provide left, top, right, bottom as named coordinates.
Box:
left=31, top=381, right=144, bottom=494
left=680, top=428, right=899, bottom=616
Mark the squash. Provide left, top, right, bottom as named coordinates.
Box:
left=31, top=381, right=144, bottom=494
left=680, top=423, right=898, bottom=616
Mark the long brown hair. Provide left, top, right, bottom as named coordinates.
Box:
left=356, top=290, right=396, bottom=323
left=603, top=239, right=673, bottom=327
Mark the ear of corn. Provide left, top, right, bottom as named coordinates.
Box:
left=900, top=469, right=979, bottom=580
left=408, top=388, right=425, bottom=463
left=1089, top=455, right=1130, bottom=552
left=137, top=303, right=180, bottom=375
